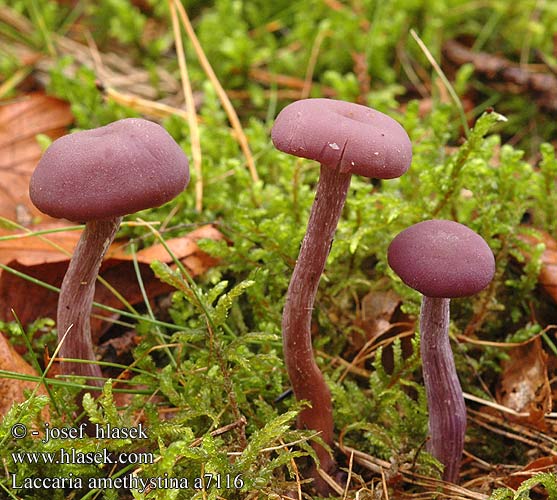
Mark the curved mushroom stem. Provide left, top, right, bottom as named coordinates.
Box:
left=282, top=164, right=351, bottom=494
left=420, top=296, right=466, bottom=484
left=57, top=217, right=122, bottom=390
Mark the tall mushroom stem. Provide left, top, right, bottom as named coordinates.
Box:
left=420, top=296, right=466, bottom=484
left=282, top=164, right=351, bottom=491
left=57, top=217, right=122, bottom=387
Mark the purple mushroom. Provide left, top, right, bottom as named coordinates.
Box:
left=29, top=118, right=189, bottom=388
left=272, top=98, right=412, bottom=493
left=387, top=219, right=495, bottom=483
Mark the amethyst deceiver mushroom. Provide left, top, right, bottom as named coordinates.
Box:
left=29, top=118, right=189, bottom=388
left=271, top=98, right=412, bottom=493
left=387, top=219, right=495, bottom=483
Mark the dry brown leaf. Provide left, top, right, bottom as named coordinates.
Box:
left=0, top=224, right=223, bottom=342
left=349, top=289, right=401, bottom=353
left=0, top=93, right=73, bottom=223
left=360, top=289, right=400, bottom=334
left=0, top=224, right=81, bottom=265
left=105, top=224, right=222, bottom=265
left=495, top=336, right=552, bottom=427
left=0, top=223, right=222, bottom=267
left=0, top=333, right=46, bottom=417
left=504, top=455, right=557, bottom=490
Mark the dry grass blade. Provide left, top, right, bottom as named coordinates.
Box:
left=102, top=86, right=192, bottom=121
left=169, top=0, right=203, bottom=212
left=464, top=391, right=539, bottom=419
left=248, top=68, right=336, bottom=96
left=301, top=26, right=330, bottom=99
left=171, top=0, right=259, bottom=184
left=338, top=442, right=489, bottom=500
left=410, top=29, right=469, bottom=137
left=0, top=67, right=32, bottom=98
left=343, top=450, right=355, bottom=498
left=316, top=467, right=345, bottom=496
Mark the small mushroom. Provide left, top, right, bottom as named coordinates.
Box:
left=29, top=118, right=189, bottom=388
left=271, top=98, right=411, bottom=493
left=387, top=219, right=495, bottom=483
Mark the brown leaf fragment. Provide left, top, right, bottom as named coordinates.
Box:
left=0, top=260, right=67, bottom=341
left=504, top=456, right=557, bottom=490
left=0, top=333, right=45, bottom=417
left=495, top=336, right=551, bottom=427
left=0, top=225, right=223, bottom=343
left=350, top=289, right=401, bottom=351
left=105, top=224, right=223, bottom=266
left=0, top=223, right=80, bottom=265
left=0, top=93, right=73, bottom=223
left=361, top=289, right=400, bottom=335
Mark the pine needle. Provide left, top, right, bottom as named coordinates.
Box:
left=171, top=0, right=259, bottom=184
left=169, top=0, right=203, bottom=212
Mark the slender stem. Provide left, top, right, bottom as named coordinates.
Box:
left=420, top=296, right=466, bottom=483
left=57, top=217, right=122, bottom=387
left=282, top=164, right=351, bottom=488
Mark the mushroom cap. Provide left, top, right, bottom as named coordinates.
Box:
left=387, top=219, right=495, bottom=298
left=29, top=118, right=190, bottom=222
left=271, top=98, right=411, bottom=179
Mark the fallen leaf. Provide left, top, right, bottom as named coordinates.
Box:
left=0, top=333, right=46, bottom=417
left=348, top=289, right=401, bottom=354
left=105, top=224, right=222, bottom=266
left=360, top=289, right=401, bottom=335
left=495, top=336, right=552, bottom=428
left=504, top=455, right=557, bottom=490
left=0, top=224, right=223, bottom=343
left=0, top=92, right=73, bottom=223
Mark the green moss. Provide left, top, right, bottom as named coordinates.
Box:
left=1, top=0, right=557, bottom=497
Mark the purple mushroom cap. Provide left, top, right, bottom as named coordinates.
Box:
left=29, top=118, right=190, bottom=222
left=388, top=219, right=495, bottom=298
left=271, top=98, right=412, bottom=178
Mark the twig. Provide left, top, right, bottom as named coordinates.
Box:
left=316, top=467, right=344, bottom=496
left=248, top=68, right=336, bottom=96
left=84, top=32, right=193, bottom=127
left=463, top=392, right=532, bottom=418
left=342, top=450, right=354, bottom=499
left=337, top=441, right=490, bottom=499
left=443, top=39, right=557, bottom=112
left=189, top=416, right=247, bottom=448
left=205, top=317, right=248, bottom=450
left=468, top=408, right=557, bottom=456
